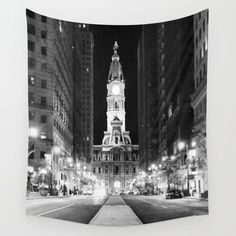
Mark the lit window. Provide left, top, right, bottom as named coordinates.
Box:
left=28, top=76, right=35, bottom=86
left=40, top=132, right=47, bottom=139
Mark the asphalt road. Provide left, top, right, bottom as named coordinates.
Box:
left=26, top=195, right=109, bottom=224
left=122, top=195, right=208, bottom=224
left=26, top=195, right=208, bottom=225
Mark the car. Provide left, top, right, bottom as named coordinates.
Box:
left=166, top=189, right=183, bottom=199
left=128, top=191, right=134, bottom=195
left=119, top=190, right=126, bottom=196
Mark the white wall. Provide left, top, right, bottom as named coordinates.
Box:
left=0, top=0, right=235, bottom=235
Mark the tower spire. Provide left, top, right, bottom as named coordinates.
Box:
left=108, top=41, right=124, bottom=82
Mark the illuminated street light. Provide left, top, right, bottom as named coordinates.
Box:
left=191, top=141, right=197, bottom=148
left=54, top=146, right=60, bottom=154
left=40, top=168, right=47, bottom=175
left=178, top=141, right=185, bottom=151
left=27, top=166, right=34, bottom=173
left=67, top=157, right=73, bottom=164
left=29, top=127, right=38, bottom=138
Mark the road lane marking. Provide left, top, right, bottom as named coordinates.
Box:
left=161, top=205, right=168, bottom=209
left=35, top=203, right=74, bottom=216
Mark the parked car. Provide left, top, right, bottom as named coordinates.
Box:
left=128, top=191, right=134, bottom=195
left=166, top=189, right=183, bottom=199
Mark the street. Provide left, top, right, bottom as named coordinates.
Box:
left=122, top=195, right=208, bottom=224
left=26, top=195, right=109, bottom=224
left=26, top=194, right=208, bottom=225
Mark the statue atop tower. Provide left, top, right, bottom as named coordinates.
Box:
left=108, top=41, right=124, bottom=82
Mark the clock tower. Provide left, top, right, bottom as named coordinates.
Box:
left=92, top=42, right=139, bottom=194
left=102, top=41, right=131, bottom=146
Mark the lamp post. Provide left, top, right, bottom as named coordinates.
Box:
left=52, top=146, right=61, bottom=193
left=177, top=141, right=190, bottom=195
left=148, top=164, right=158, bottom=194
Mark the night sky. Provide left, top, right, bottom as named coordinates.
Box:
left=90, top=24, right=142, bottom=145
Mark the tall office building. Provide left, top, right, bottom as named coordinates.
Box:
left=191, top=10, right=208, bottom=196
left=137, top=25, right=159, bottom=170
left=27, top=10, right=94, bottom=190
left=138, top=17, right=195, bottom=188
left=73, top=24, right=94, bottom=164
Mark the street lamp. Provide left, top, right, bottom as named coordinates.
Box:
left=178, top=141, right=185, bottom=151
left=177, top=141, right=191, bottom=195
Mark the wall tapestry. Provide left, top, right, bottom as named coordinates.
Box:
left=26, top=9, right=209, bottom=225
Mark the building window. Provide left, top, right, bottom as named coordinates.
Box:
left=28, top=92, right=35, bottom=104
left=40, top=132, right=47, bottom=139
left=28, top=40, right=35, bottom=52
left=28, top=75, right=35, bottom=86
left=40, top=151, right=46, bottom=159
left=41, top=46, right=47, bottom=56
left=41, top=96, right=47, bottom=106
left=105, top=165, right=108, bottom=173
left=41, top=30, right=47, bottom=39
left=41, top=79, right=47, bottom=89
left=133, top=167, right=136, bottom=174
left=28, top=58, right=36, bottom=69
left=41, top=62, right=47, bottom=71
left=26, top=9, right=35, bottom=18
left=41, top=15, right=47, bottom=23
left=125, top=165, right=129, bottom=174
left=98, top=167, right=101, bottom=173
left=93, top=167, right=96, bottom=173
left=29, top=111, right=35, bottom=121
left=41, top=115, right=47, bottom=123
left=27, top=24, right=35, bottom=35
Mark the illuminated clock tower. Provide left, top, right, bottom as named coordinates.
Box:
left=92, top=41, right=139, bottom=194
left=102, top=41, right=131, bottom=146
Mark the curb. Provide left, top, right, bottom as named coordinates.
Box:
left=26, top=195, right=71, bottom=200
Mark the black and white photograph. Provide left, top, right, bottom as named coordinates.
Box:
left=26, top=9, right=208, bottom=225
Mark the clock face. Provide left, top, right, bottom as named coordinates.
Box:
left=112, top=85, right=120, bottom=95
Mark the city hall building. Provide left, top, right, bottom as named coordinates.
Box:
left=91, top=42, right=139, bottom=194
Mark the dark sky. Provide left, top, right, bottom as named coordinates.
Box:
left=90, top=24, right=142, bottom=145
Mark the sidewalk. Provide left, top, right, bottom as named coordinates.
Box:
left=26, top=192, right=71, bottom=200
left=89, top=195, right=142, bottom=226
